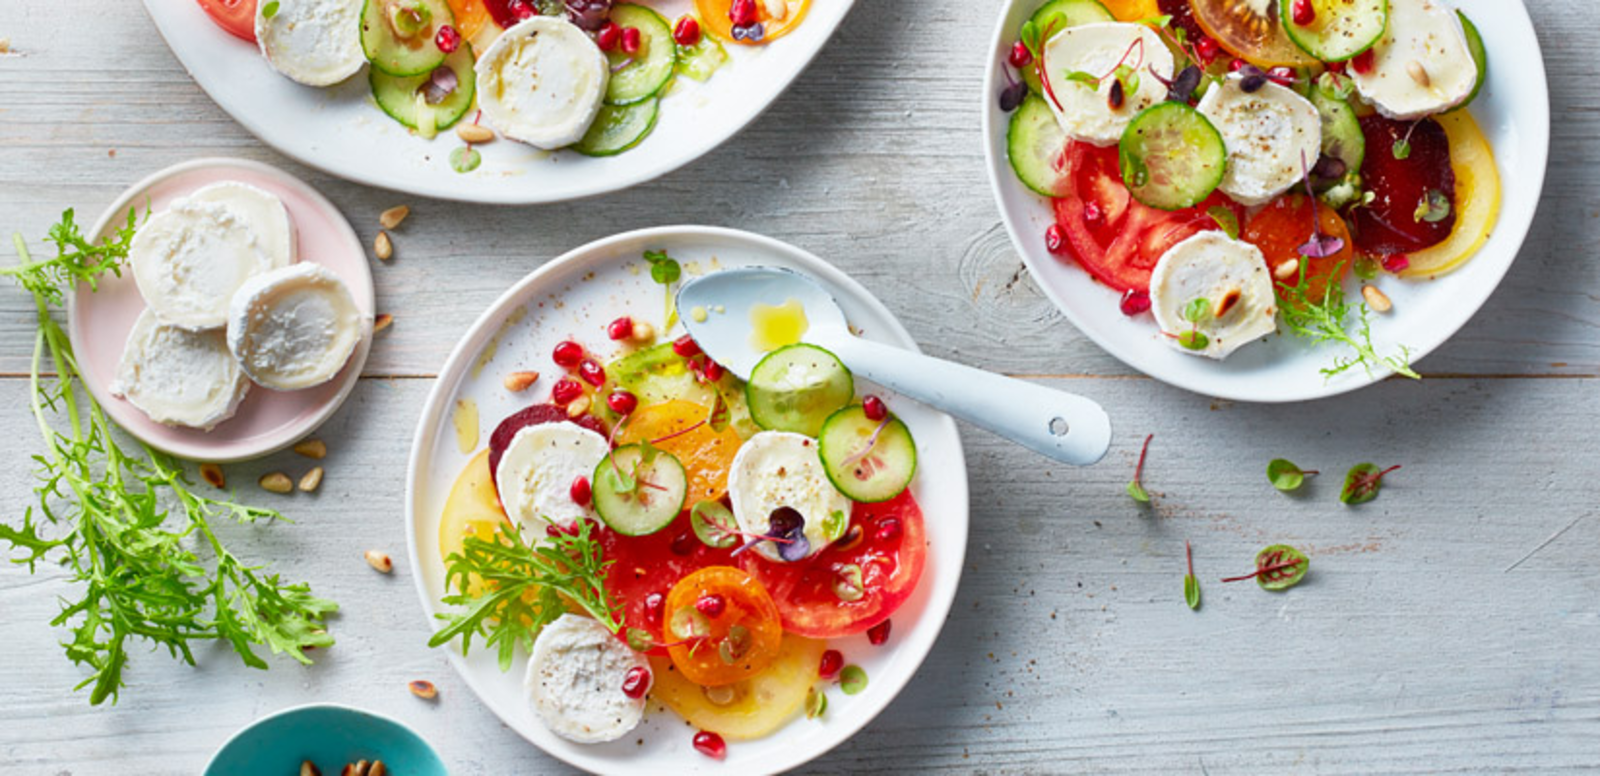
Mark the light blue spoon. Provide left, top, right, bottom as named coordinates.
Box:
left=678, top=267, right=1112, bottom=466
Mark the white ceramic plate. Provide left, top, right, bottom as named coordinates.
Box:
left=142, top=1, right=853, bottom=204
left=403, top=227, right=968, bottom=774
left=982, top=0, right=1550, bottom=402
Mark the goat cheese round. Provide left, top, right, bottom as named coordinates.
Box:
left=1350, top=0, right=1478, bottom=121
left=495, top=422, right=609, bottom=530
left=525, top=613, right=647, bottom=744
left=1197, top=74, right=1323, bottom=206
left=112, top=309, right=250, bottom=430
left=1149, top=231, right=1278, bottom=360
left=255, top=0, right=366, bottom=87
left=1041, top=22, right=1175, bottom=147
left=476, top=16, right=609, bottom=150
left=226, top=263, right=367, bottom=391
left=130, top=185, right=295, bottom=330
left=728, top=430, right=850, bottom=562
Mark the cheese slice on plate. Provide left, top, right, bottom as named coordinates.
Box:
left=1197, top=74, right=1322, bottom=207
left=112, top=308, right=250, bottom=430
left=476, top=16, right=609, bottom=150
left=1149, top=231, right=1278, bottom=360
left=1351, top=0, right=1477, bottom=121
left=1041, top=22, right=1175, bottom=147
left=227, top=263, right=368, bottom=391
left=728, top=430, right=850, bottom=562
left=525, top=613, right=647, bottom=744
left=255, top=0, right=366, bottom=87
left=495, top=422, right=609, bottom=530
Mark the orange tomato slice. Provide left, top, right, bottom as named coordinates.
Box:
left=695, top=0, right=811, bottom=45
left=617, top=400, right=742, bottom=504
left=1242, top=193, right=1353, bottom=305
left=1099, top=0, right=1160, bottom=22
left=446, top=0, right=498, bottom=53
left=664, top=566, right=783, bottom=686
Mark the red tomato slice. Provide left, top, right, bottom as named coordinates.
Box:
left=738, top=491, right=926, bottom=639
left=196, top=0, right=257, bottom=43
left=1052, top=142, right=1240, bottom=294
left=600, top=510, right=735, bottom=656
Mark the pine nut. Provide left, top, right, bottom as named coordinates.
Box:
left=566, top=395, right=591, bottom=418
left=409, top=679, right=438, bottom=699
left=1273, top=259, right=1300, bottom=281
left=630, top=321, right=656, bottom=342
left=342, top=761, right=369, bottom=776
left=1362, top=284, right=1393, bottom=313
left=374, top=313, right=394, bottom=333
left=1213, top=287, right=1243, bottom=319
left=200, top=463, right=226, bottom=489
left=1407, top=60, right=1430, bottom=87
left=301, top=762, right=322, bottom=776
left=374, top=231, right=393, bottom=261
left=368, top=762, right=387, bottom=776
left=379, top=205, right=410, bottom=229
left=365, top=549, right=393, bottom=573
left=294, top=438, right=327, bottom=459
left=503, top=371, right=540, bottom=392
left=704, top=684, right=737, bottom=706
left=456, top=123, right=495, bottom=144
left=259, top=472, right=293, bottom=494
left=298, top=467, right=324, bottom=492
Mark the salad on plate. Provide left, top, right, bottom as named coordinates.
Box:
left=427, top=251, right=926, bottom=759
left=998, top=0, right=1500, bottom=377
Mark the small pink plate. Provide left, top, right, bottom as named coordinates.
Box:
left=69, top=158, right=374, bottom=463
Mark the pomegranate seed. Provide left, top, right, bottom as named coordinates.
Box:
left=670, top=531, right=697, bottom=556
left=701, top=359, right=725, bottom=382
left=596, top=22, right=621, bottom=51
left=553, top=340, right=584, bottom=367
left=621, top=26, right=642, bottom=55
left=818, top=649, right=844, bottom=679
left=1228, top=58, right=1248, bottom=73
left=1325, top=59, right=1346, bottom=74
left=607, top=316, right=633, bottom=341
left=1120, top=289, right=1152, bottom=316
left=1194, top=37, right=1220, bottom=66
left=1083, top=201, right=1104, bottom=225
left=695, top=594, right=726, bottom=618
left=672, top=335, right=701, bottom=357
left=435, top=24, right=460, bottom=54
left=578, top=359, right=606, bottom=386
left=1267, top=66, right=1296, bottom=87
left=607, top=390, right=638, bottom=415
left=728, top=0, right=757, bottom=27
left=511, top=0, right=535, bottom=20
left=673, top=16, right=701, bottom=47
left=1351, top=49, right=1375, bottom=75
left=862, top=395, right=887, bottom=422
left=1044, top=224, right=1068, bottom=255
left=621, top=665, right=652, bottom=699
left=1382, top=254, right=1411, bottom=274
left=1291, top=0, right=1315, bottom=26
left=866, top=619, right=891, bottom=646
left=693, top=731, right=726, bottom=760
left=874, top=517, right=902, bottom=543
left=551, top=377, right=583, bottom=405
left=1008, top=41, right=1032, bottom=69
left=644, top=592, right=666, bottom=626
left=570, top=475, right=592, bottom=507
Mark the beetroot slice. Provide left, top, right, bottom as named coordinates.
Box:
left=1349, top=116, right=1456, bottom=257
left=486, top=404, right=608, bottom=484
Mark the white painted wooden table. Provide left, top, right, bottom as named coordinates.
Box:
left=3, top=1, right=1598, bottom=773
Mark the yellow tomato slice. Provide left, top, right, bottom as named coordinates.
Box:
left=696, top=0, right=811, bottom=45
left=1099, top=0, right=1160, bottom=22
left=617, top=400, right=742, bottom=503
left=1400, top=110, right=1501, bottom=278
left=649, top=633, right=826, bottom=739
left=438, top=449, right=510, bottom=594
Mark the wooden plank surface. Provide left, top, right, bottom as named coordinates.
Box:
left=2, top=1, right=1598, bottom=774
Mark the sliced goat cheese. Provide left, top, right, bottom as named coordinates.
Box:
left=1149, top=231, right=1277, bottom=360
left=495, top=423, right=609, bottom=530
left=476, top=16, right=609, bottom=150
left=1197, top=74, right=1322, bottom=206
left=525, top=613, right=647, bottom=745
left=728, top=431, right=850, bottom=563
left=1350, top=0, right=1477, bottom=120
left=255, top=0, right=365, bottom=87
left=130, top=186, right=294, bottom=331
left=112, top=309, right=250, bottom=430
left=1041, top=22, right=1175, bottom=147
left=226, top=264, right=368, bottom=391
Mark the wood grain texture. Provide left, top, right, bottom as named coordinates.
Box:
left=2, top=0, right=1599, bottom=774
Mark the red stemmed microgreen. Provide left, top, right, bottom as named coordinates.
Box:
left=689, top=500, right=786, bottom=550
left=1126, top=433, right=1153, bottom=503
left=1341, top=463, right=1400, bottom=505
left=1183, top=540, right=1200, bottom=610
left=1058, top=37, right=1147, bottom=110
left=650, top=418, right=706, bottom=446
left=1174, top=297, right=1212, bottom=351
left=1267, top=458, right=1318, bottom=492
left=1221, top=545, right=1309, bottom=591
left=840, top=416, right=891, bottom=470
left=1393, top=121, right=1419, bottom=160
left=1297, top=151, right=1346, bottom=259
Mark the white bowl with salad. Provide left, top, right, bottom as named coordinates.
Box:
left=403, top=226, right=967, bottom=773
left=149, top=0, right=851, bottom=203
left=983, top=0, right=1549, bottom=402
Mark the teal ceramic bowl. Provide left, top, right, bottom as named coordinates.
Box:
left=204, top=703, right=447, bottom=776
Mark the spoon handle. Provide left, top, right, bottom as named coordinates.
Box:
left=827, top=337, right=1111, bottom=466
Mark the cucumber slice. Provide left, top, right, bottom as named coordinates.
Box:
left=361, top=0, right=454, bottom=77
left=572, top=98, right=660, bottom=156
left=605, top=4, right=676, bottom=105
left=818, top=406, right=917, bottom=504
left=1118, top=102, right=1226, bottom=211
left=371, top=43, right=476, bottom=133
left=1007, top=93, right=1072, bottom=197
left=1451, top=11, right=1487, bottom=112
left=1280, top=0, right=1387, bottom=63
left=746, top=344, right=854, bottom=438
left=677, top=24, right=728, bottom=82
left=1311, top=87, right=1364, bottom=173
left=592, top=444, right=688, bottom=536
left=1020, top=0, right=1114, bottom=96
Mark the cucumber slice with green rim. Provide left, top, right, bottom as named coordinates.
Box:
left=1450, top=11, right=1487, bottom=112
left=1007, top=93, right=1072, bottom=197
left=592, top=444, right=688, bottom=536
left=605, top=4, right=676, bottom=105
left=818, top=406, right=917, bottom=504
left=1311, top=87, right=1364, bottom=172
left=1020, top=0, right=1114, bottom=96
left=361, top=0, right=454, bottom=77
left=371, top=43, right=476, bottom=133
left=746, top=344, right=854, bottom=438
left=1280, top=0, right=1387, bottom=62
left=572, top=98, right=660, bottom=156
left=677, top=24, right=728, bottom=82
left=1118, top=102, right=1226, bottom=211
